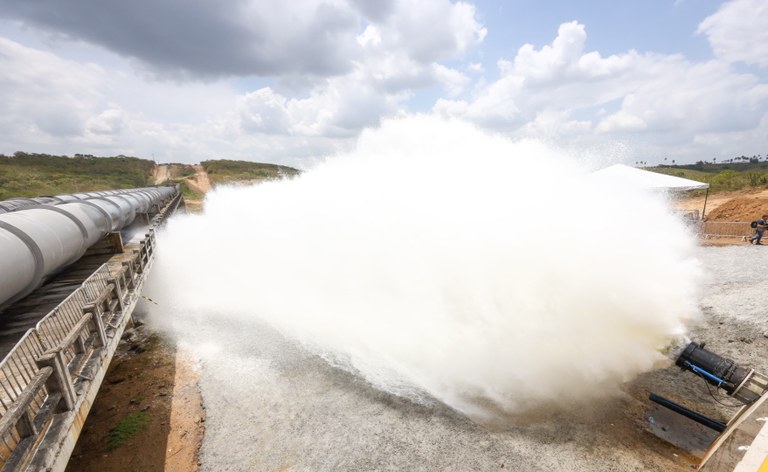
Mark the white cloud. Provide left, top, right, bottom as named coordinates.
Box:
left=374, top=0, right=486, bottom=63
left=0, top=0, right=490, bottom=166
left=0, top=0, right=486, bottom=83
left=0, top=37, right=105, bottom=139
left=0, top=0, right=361, bottom=78
left=432, top=64, right=470, bottom=96
left=87, top=108, right=128, bottom=135
left=513, top=21, right=587, bottom=82
left=467, top=62, right=484, bottom=74
left=0, top=3, right=766, bottom=168
left=238, top=72, right=406, bottom=139
left=595, top=110, right=647, bottom=133
left=698, top=0, right=768, bottom=68
left=239, top=89, right=293, bottom=135
left=435, top=20, right=768, bottom=162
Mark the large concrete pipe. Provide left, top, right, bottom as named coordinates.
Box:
left=0, top=208, right=93, bottom=307
left=0, top=186, right=176, bottom=214
left=0, top=196, right=61, bottom=214
left=0, top=185, right=178, bottom=309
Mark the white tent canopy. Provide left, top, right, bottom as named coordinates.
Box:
left=592, top=164, right=709, bottom=191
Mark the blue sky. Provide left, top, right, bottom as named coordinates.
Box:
left=475, top=1, right=719, bottom=60
left=0, top=0, right=765, bottom=167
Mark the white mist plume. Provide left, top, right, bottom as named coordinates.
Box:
left=149, top=116, right=701, bottom=418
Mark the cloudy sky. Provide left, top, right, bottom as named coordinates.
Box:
left=0, top=0, right=766, bottom=168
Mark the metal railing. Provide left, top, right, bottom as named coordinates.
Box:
left=696, top=221, right=752, bottom=240
left=0, top=187, right=178, bottom=470
left=0, top=240, right=149, bottom=469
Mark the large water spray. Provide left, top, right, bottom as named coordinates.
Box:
left=148, top=116, right=701, bottom=418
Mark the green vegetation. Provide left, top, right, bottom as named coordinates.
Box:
left=0, top=152, right=154, bottom=200
left=202, top=159, right=300, bottom=184
left=649, top=161, right=768, bottom=193
left=108, top=411, right=151, bottom=449
left=0, top=154, right=300, bottom=201
left=163, top=163, right=196, bottom=179
left=176, top=180, right=199, bottom=200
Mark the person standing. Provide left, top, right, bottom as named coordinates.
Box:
left=749, top=214, right=768, bottom=245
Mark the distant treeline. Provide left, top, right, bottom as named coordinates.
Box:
left=0, top=152, right=154, bottom=200
left=650, top=161, right=768, bottom=192
left=201, top=159, right=301, bottom=184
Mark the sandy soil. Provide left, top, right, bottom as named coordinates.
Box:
left=189, top=165, right=213, bottom=193
left=165, top=349, right=205, bottom=471
left=153, top=165, right=172, bottom=185
left=67, top=322, right=204, bottom=472
left=181, top=165, right=212, bottom=212
left=676, top=187, right=768, bottom=221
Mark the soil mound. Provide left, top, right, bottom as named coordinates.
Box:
left=705, top=195, right=768, bottom=222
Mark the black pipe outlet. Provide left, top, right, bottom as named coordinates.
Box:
left=676, top=342, right=749, bottom=394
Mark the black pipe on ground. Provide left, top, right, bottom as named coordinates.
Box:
left=649, top=393, right=726, bottom=432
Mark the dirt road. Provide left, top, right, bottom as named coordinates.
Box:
left=153, top=165, right=171, bottom=185
left=184, top=165, right=212, bottom=194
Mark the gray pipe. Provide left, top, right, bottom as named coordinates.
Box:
left=0, top=186, right=178, bottom=309
left=0, top=186, right=177, bottom=214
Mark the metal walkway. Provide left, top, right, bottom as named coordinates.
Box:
left=0, top=190, right=183, bottom=471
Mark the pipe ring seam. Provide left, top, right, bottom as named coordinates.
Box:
left=0, top=219, right=46, bottom=295
left=27, top=205, right=90, bottom=241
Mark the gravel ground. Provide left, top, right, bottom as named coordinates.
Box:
left=162, top=245, right=768, bottom=472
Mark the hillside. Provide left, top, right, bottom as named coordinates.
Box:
left=0, top=152, right=155, bottom=200
left=154, top=159, right=301, bottom=211
left=649, top=161, right=768, bottom=192
left=201, top=159, right=301, bottom=184
left=0, top=154, right=301, bottom=203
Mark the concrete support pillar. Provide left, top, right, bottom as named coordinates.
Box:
left=108, top=277, right=125, bottom=314
left=135, top=212, right=151, bottom=226
left=16, top=409, right=37, bottom=438
left=83, top=305, right=107, bottom=348
left=36, top=350, right=76, bottom=412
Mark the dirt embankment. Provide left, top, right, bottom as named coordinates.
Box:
left=67, top=323, right=204, bottom=472
left=185, top=165, right=212, bottom=194
left=152, top=163, right=212, bottom=212
left=702, top=189, right=768, bottom=222
left=152, top=165, right=171, bottom=185
left=676, top=188, right=768, bottom=222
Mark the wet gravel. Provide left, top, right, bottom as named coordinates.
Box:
left=162, top=245, right=768, bottom=472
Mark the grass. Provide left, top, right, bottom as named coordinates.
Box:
left=648, top=163, right=768, bottom=193
left=176, top=180, right=202, bottom=200
left=0, top=152, right=154, bottom=200
left=201, top=159, right=301, bottom=184
left=108, top=411, right=151, bottom=449
left=0, top=153, right=302, bottom=201
left=162, top=163, right=197, bottom=180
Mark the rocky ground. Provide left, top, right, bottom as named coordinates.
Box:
left=155, top=244, right=766, bottom=472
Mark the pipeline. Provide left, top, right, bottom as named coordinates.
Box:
left=0, top=186, right=178, bottom=310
